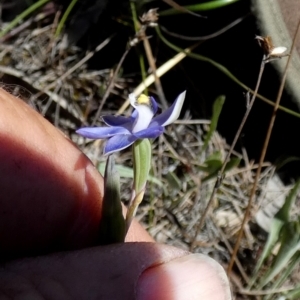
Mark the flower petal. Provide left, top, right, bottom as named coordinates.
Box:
left=76, top=126, right=131, bottom=139
left=129, top=93, right=136, bottom=106
left=133, top=125, right=164, bottom=139
left=102, top=115, right=135, bottom=131
left=150, top=96, right=158, bottom=114
left=270, top=46, right=287, bottom=56
left=150, top=91, right=186, bottom=127
left=131, top=109, right=138, bottom=119
left=104, top=134, right=137, bottom=155
left=102, top=115, right=134, bottom=127
left=132, top=104, right=154, bottom=133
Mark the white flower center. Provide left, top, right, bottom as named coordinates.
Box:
left=129, top=94, right=154, bottom=133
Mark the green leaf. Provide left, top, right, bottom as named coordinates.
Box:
left=258, top=221, right=300, bottom=289
left=166, top=171, right=181, bottom=190
left=198, top=152, right=222, bottom=172
left=98, top=155, right=125, bottom=244
left=202, top=157, right=240, bottom=182
left=198, top=159, right=223, bottom=173
left=275, top=156, right=300, bottom=171
left=249, top=180, right=300, bottom=288
left=98, top=163, right=163, bottom=187
left=133, top=139, right=152, bottom=193
left=268, top=251, right=300, bottom=297
left=205, top=151, right=222, bottom=161
left=282, top=282, right=300, bottom=299
left=201, top=95, right=226, bottom=154
left=275, top=179, right=300, bottom=222
left=160, top=0, right=240, bottom=16
left=248, top=218, right=285, bottom=288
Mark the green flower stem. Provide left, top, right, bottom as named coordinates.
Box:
left=125, top=189, right=146, bottom=233
left=125, top=139, right=152, bottom=233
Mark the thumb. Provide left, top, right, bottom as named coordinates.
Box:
left=0, top=242, right=231, bottom=300
left=137, top=252, right=232, bottom=300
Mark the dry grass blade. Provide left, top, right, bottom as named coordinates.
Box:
left=238, top=286, right=295, bottom=296
left=31, top=35, right=113, bottom=102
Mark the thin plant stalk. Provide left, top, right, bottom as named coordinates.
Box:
left=160, top=15, right=247, bottom=41
left=130, top=2, right=167, bottom=108
left=156, top=26, right=300, bottom=118
left=55, top=0, right=78, bottom=37
left=130, top=1, right=148, bottom=94
left=160, top=0, right=240, bottom=16
left=227, top=19, right=300, bottom=276
left=92, top=47, right=130, bottom=125
left=142, top=36, right=168, bottom=109
left=0, top=0, right=50, bottom=38
left=190, top=55, right=267, bottom=251
left=162, top=0, right=205, bottom=18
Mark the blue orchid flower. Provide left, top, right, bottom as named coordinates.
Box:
left=76, top=91, right=186, bottom=155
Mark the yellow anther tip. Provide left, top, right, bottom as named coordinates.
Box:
left=137, top=94, right=150, bottom=105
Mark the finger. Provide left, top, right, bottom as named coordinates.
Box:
left=0, top=89, right=152, bottom=259
left=0, top=243, right=231, bottom=300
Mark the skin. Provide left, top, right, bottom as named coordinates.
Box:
left=0, top=89, right=231, bottom=299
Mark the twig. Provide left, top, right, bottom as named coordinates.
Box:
left=142, top=34, right=168, bottom=109
left=129, top=4, right=167, bottom=107
left=211, top=217, right=249, bottom=283
left=227, top=19, right=300, bottom=275
left=190, top=55, right=267, bottom=251
left=92, top=46, right=130, bottom=125
left=160, top=15, right=248, bottom=41
left=41, top=80, right=62, bottom=115
left=54, top=85, right=64, bottom=127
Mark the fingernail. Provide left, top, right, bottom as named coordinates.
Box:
left=136, top=253, right=231, bottom=300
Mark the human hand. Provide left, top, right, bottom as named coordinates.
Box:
left=0, top=89, right=231, bottom=299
